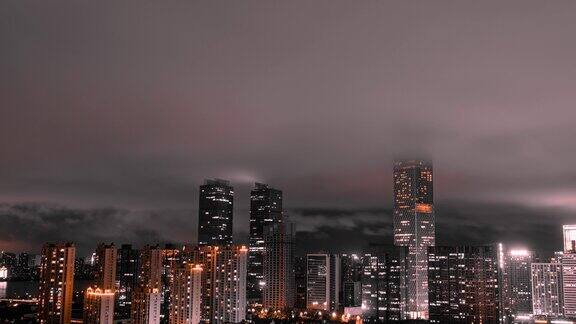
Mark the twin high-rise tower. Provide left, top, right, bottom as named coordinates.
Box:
left=197, top=179, right=291, bottom=308
left=393, top=160, right=435, bottom=320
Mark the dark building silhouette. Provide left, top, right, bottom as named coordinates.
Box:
left=262, top=218, right=295, bottom=310
left=197, top=179, right=234, bottom=246
left=294, top=256, right=307, bottom=310
left=340, top=254, right=363, bottom=308
left=248, top=182, right=283, bottom=304
left=428, top=245, right=500, bottom=324
left=131, top=245, right=162, bottom=324
left=116, top=244, right=140, bottom=319
left=393, top=160, right=435, bottom=319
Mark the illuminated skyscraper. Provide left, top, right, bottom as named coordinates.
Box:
left=262, top=219, right=295, bottom=310
left=116, top=244, right=140, bottom=319
left=84, top=288, right=115, bottom=324
left=503, top=249, right=534, bottom=319
left=191, top=245, right=248, bottom=323
left=162, top=244, right=183, bottom=323
left=564, top=225, right=576, bottom=253
left=132, top=245, right=163, bottom=324
left=562, top=252, right=576, bottom=317
left=306, top=254, right=340, bottom=312
left=248, top=183, right=283, bottom=305
left=169, top=264, right=202, bottom=324
left=392, top=160, right=434, bottom=319
left=38, top=242, right=75, bottom=324
left=191, top=246, right=217, bottom=322
left=213, top=246, right=248, bottom=323
left=427, top=245, right=500, bottom=324
left=531, top=262, right=563, bottom=317
left=198, top=179, right=234, bottom=246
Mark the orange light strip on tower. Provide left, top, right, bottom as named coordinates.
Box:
left=415, top=203, right=432, bottom=213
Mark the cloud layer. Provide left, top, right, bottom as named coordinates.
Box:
left=1, top=202, right=569, bottom=256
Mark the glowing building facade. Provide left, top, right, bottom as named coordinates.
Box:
left=564, top=225, right=576, bottom=253
left=197, top=179, right=234, bottom=246
left=213, top=246, right=248, bottom=323
left=191, top=245, right=248, bottom=323
left=131, top=245, right=163, bottom=324
left=531, top=262, right=563, bottom=317
left=248, top=183, right=283, bottom=305
left=503, top=249, right=534, bottom=319
left=161, top=245, right=183, bottom=323
left=169, top=264, right=202, bottom=324
left=392, top=160, right=434, bottom=319
left=38, top=242, right=75, bottom=324
left=84, top=288, right=115, bottom=324
left=427, top=245, right=500, bottom=324
left=562, top=252, right=576, bottom=318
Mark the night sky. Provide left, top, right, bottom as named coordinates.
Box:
left=2, top=1, right=576, bottom=255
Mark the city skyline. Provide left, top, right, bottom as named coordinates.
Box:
left=5, top=1, right=576, bottom=323
left=2, top=164, right=576, bottom=323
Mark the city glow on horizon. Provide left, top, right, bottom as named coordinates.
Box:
left=509, top=249, right=530, bottom=257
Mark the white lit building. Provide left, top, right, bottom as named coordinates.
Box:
left=192, top=245, right=248, bottom=324
left=531, top=263, right=563, bottom=317
left=306, top=254, right=340, bottom=312
left=564, top=225, right=576, bottom=253
left=83, top=288, right=115, bottom=324
left=503, top=249, right=534, bottom=319
left=212, top=246, right=248, bottom=323
left=169, top=264, right=202, bottom=324
left=562, top=252, right=576, bottom=318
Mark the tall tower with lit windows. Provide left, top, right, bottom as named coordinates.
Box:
left=248, top=182, right=283, bottom=305
left=198, top=179, right=234, bottom=246
left=38, top=242, right=75, bottom=324
left=392, top=160, right=435, bottom=319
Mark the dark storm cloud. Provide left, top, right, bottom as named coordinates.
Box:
left=2, top=201, right=569, bottom=256
left=291, top=202, right=572, bottom=255
left=2, top=1, right=576, bottom=253
left=0, top=203, right=196, bottom=255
